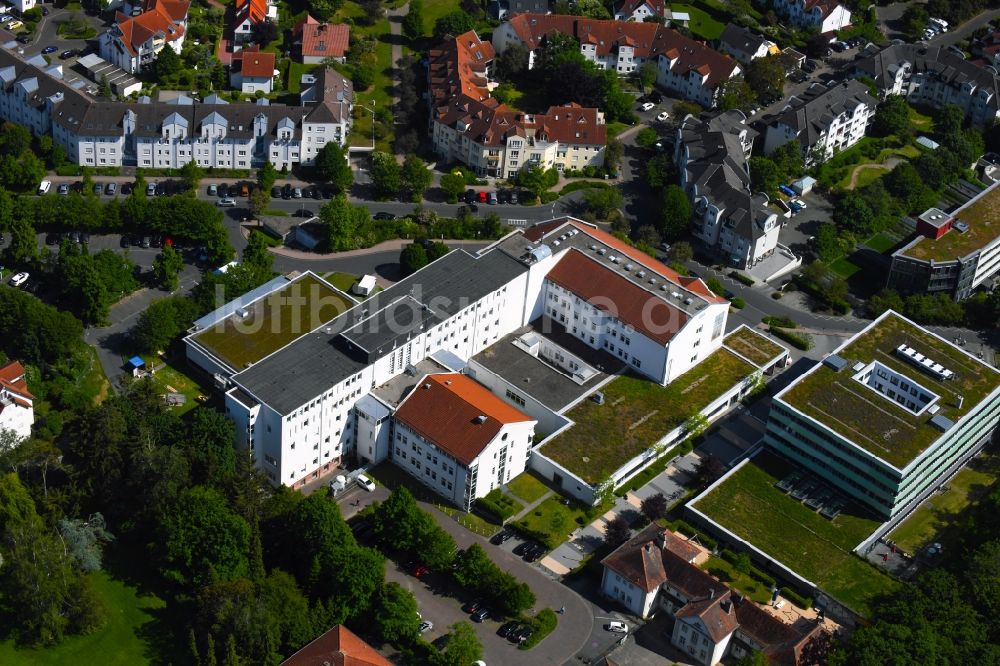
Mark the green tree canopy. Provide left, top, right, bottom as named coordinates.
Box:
left=440, top=171, right=466, bottom=203
left=402, top=0, right=424, bottom=39
left=433, top=11, right=476, bottom=40
left=314, top=141, right=353, bottom=192
left=152, top=244, right=184, bottom=291
left=659, top=185, right=692, bottom=240
left=370, top=151, right=401, bottom=200
left=872, top=95, right=911, bottom=137
left=401, top=154, right=433, bottom=202
left=399, top=242, right=428, bottom=277
left=131, top=295, right=199, bottom=353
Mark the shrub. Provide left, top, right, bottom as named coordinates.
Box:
left=770, top=326, right=813, bottom=350
left=474, top=490, right=520, bottom=524
left=729, top=271, right=754, bottom=286
left=730, top=297, right=746, bottom=309
left=518, top=609, right=557, bottom=650
left=781, top=586, right=813, bottom=609
left=771, top=292, right=782, bottom=299
left=749, top=567, right=776, bottom=588
left=669, top=520, right=718, bottom=551
left=762, top=315, right=797, bottom=329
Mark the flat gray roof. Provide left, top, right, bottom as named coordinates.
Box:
left=371, top=358, right=452, bottom=407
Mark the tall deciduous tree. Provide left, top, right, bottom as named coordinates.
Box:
left=603, top=515, right=631, bottom=547
left=440, top=171, right=465, bottom=203
left=152, top=244, right=184, bottom=290
left=399, top=242, right=428, bottom=276
left=659, top=185, right=692, bottom=240
left=432, top=622, right=483, bottom=666
left=371, top=582, right=420, bottom=645
left=257, top=160, right=278, bottom=191
left=314, top=141, right=353, bottom=192
left=370, top=151, right=401, bottom=200
left=402, top=0, right=424, bottom=40
left=401, top=154, right=433, bottom=202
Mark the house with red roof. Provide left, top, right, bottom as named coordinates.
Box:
left=0, top=361, right=33, bottom=442
left=294, top=15, right=351, bottom=64
left=281, top=624, right=392, bottom=666
left=230, top=45, right=276, bottom=94
left=492, top=14, right=740, bottom=108
left=100, top=0, right=190, bottom=74
left=232, top=0, right=278, bottom=48
left=391, top=373, right=536, bottom=509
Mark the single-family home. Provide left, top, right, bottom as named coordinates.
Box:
left=230, top=45, right=276, bottom=94
left=295, top=16, right=350, bottom=64
left=232, top=0, right=277, bottom=48
left=99, top=0, right=190, bottom=74
left=771, top=0, right=851, bottom=33
left=0, top=360, right=33, bottom=442
left=615, top=0, right=665, bottom=22
left=717, top=23, right=776, bottom=64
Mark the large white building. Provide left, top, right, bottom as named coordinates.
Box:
left=0, top=361, right=33, bottom=443
left=184, top=218, right=730, bottom=491
left=676, top=111, right=781, bottom=269
left=99, top=0, right=190, bottom=74
left=0, top=45, right=352, bottom=170
left=492, top=15, right=740, bottom=108
left=771, top=0, right=851, bottom=33
left=763, top=80, right=877, bottom=166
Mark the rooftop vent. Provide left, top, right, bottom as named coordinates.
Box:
left=649, top=278, right=657, bottom=284
left=661, top=285, right=669, bottom=291
left=591, top=391, right=605, bottom=405
left=597, top=248, right=606, bottom=255
left=422, top=383, right=431, bottom=389
left=954, top=220, right=969, bottom=233
left=590, top=244, right=598, bottom=251
left=684, top=298, right=692, bottom=305
left=956, top=395, right=964, bottom=409
left=623, top=263, right=631, bottom=272
left=852, top=361, right=865, bottom=372
left=473, top=415, right=487, bottom=424
left=637, top=270, right=645, bottom=278
left=236, top=308, right=249, bottom=318
left=823, top=354, right=849, bottom=372
left=609, top=256, right=619, bottom=263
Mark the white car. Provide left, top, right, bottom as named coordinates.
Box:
left=37, top=179, right=51, bottom=195
left=606, top=621, right=628, bottom=634
left=418, top=620, right=433, bottom=634
left=9, top=271, right=29, bottom=287
left=656, top=111, right=669, bottom=122
left=791, top=198, right=807, bottom=210
left=356, top=474, right=376, bottom=492
left=640, top=102, right=655, bottom=112
left=217, top=198, right=236, bottom=207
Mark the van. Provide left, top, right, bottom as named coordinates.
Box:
left=239, top=183, right=249, bottom=197
left=929, top=17, right=948, bottom=31
left=37, top=179, right=51, bottom=195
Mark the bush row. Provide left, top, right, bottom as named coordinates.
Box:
left=769, top=326, right=814, bottom=351
left=762, top=315, right=797, bottom=329
left=667, top=519, right=718, bottom=551
left=730, top=297, right=746, bottom=309
left=729, top=271, right=754, bottom=286
left=519, top=609, right=558, bottom=650
left=781, top=586, right=813, bottom=609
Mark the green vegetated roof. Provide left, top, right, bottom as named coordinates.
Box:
left=692, top=451, right=898, bottom=616
left=901, top=181, right=1000, bottom=261
left=724, top=327, right=786, bottom=368
left=781, top=312, right=1000, bottom=469
left=194, top=274, right=353, bottom=370
left=540, top=349, right=755, bottom=485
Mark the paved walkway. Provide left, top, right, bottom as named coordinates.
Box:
left=508, top=489, right=554, bottom=523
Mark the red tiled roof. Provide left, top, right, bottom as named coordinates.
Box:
left=394, top=374, right=533, bottom=466
left=546, top=249, right=689, bottom=345
left=0, top=361, right=32, bottom=400
left=280, top=625, right=392, bottom=666
left=506, top=14, right=738, bottom=89
left=676, top=595, right=740, bottom=642
left=293, top=12, right=319, bottom=37
left=235, top=0, right=267, bottom=25
left=301, top=22, right=350, bottom=58
left=112, top=0, right=189, bottom=57
left=233, top=45, right=275, bottom=78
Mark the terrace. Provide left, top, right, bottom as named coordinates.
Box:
left=723, top=326, right=786, bottom=368
left=691, top=451, right=899, bottom=616
left=901, top=180, right=1000, bottom=262
left=540, top=349, right=755, bottom=485
left=781, top=312, right=1000, bottom=469
left=193, top=274, right=353, bottom=371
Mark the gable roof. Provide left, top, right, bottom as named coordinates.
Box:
left=235, top=0, right=268, bottom=26
left=280, top=625, right=392, bottom=666
left=676, top=594, right=740, bottom=642
left=232, top=45, right=275, bottom=78
left=0, top=361, right=32, bottom=401
left=600, top=524, right=701, bottom=592
left=111, top=0, right=189, bottom=57
left=394, top=373, right=534, bottom=465
left=618, top=0, right=664, bottom=16
left=301, top=21, right=350, bottom=58
left=772, top=79, right=876, bottom=148
left=718, top=23, right=768, bottom=55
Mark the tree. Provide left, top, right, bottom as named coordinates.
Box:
left=934, top=103, right=965, bottom=140
left=243, top=230, right=274, bottom=281
left=370, top=151, right=401, bottom=200
left=433, top=10, right=475, bottom=40
left=494, top=43, right=529, bottom=81
left=717, top=77, right=755, bottom=112
left=571, top=0, right=610, bottom=17
left=314, top=141, right=353, bottom=192
left=872, top=95, right=911, bottom=138
left=319, top=196, right=368, bottom=252
left=402, top=0, right=424, bottom=40
left=251, top=20, right=278, bottom=46
left=693, top=456, right=727, bottom=489
left=371, top=582, right=420, bottom=645
left=58, top=514, right=114, bottom=573
left=5, top=215, right=37, bottom=266
left=640, top=493, right=668, bottom=521
left=152, top=244, right=184, bottom=291
left=583, top=187, right=623, bottom=220
left=733, top=650, right=768, bottom=666
left=901, top=4, right=929, bottom=40
left=0, top=151, right=45, bottom=192
left=517, top=164, right=558, bottom=198
left=604, top=138, right=624, bottom=172
left=249, top=187, right=271, bottom=219
left=635, top=127, right=659, bottom=149
left=749, top=156, right=781, bottom=193
left=98, top=75, right=112, bottom=99
left=659, top=185, right=692, bottom=240
left=604, top=515, right=631, bottom=547
left=131, top=296, right=199, bottom=353
left=833, top=192, right=875, bottom=236
left=645, top=153, right=676, bottom=190
left=257, top=160, right=278, bottom=191
left=814, top=223, right=842, bottom=263
left=745, top=56, right=785, bottom=103
left=184, top=408, right=238, bottom=487
left=668, top=241, right=693, bottom=264
left=638, top=62, right=657, bottom=91
left=440, top=171, right=465, bottom=203
left=401, top=154, right=433, bottom=202
left=307, top=0, right=344, bottom=21
left=153, top=44, right=183, bottom=81
left=432, top=622, right=483, bottom=666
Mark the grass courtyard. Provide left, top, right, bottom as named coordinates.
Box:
left=723, top=327, right=785, bottom=368
left=507, top=472, right=552, bottom=504
left=145, top=356, right=210, bottom=416
left=513, top=496, right=589, bottom=549
left=540, top=349, right=755, bottom=485
left=692, top=452, right=899, bottom=616
left=193, top=274, right=352, bottom=370
left=672, top=3, right=726, bottom=40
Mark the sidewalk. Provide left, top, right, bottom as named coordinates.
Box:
left=267, top=237, right=491, bottom=261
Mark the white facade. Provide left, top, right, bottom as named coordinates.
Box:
left=600, top=567, right=659, bottom=617
left=772, top=0, right=851, bottom=33
left=614, top=0, right=661, bottom=21
left=12, top=0, right=35, bottom=12
left=672, top=616, right=732, bottom=666
left=0, top=362, right=33, bottom=443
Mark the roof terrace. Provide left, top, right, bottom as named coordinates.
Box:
left=900, top=180, right=1000, bottom=262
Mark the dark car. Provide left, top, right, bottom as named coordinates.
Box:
left=271, top=186, right=281, bottom=198
left=120, top=234, right=131, bottom=248
left=151, top=234, right=163, bottom=248
left=311, top=186, right=322, bottom=199
left=41, top=7, right=48, bottom=15
left=461, top=599, right=483, bottom=614
left=155, top=182, right=166, bottom=196
left=471, top=608, right=490, bottom=623
left=121, top=182, right=132, bottom=195
left=45, top=232, right=61, bottom=245
left=514, top=626, right=533, bottom=643
left=524, top=543, right=545, bottom=563
left=490, top=530, right=513, bottom=545
left=322, top=187, right=334, bottom=199
left=69, top=231, right=81, bottom=244
left=41, top=46, right=57, bottom=55
left=649, top=91, right=663, bottom=104
left=373, top=212, right=396, bottom=220
left=228, top=185, right=239, bottom=198
left=510, top=190, right=519, bottom=205
left=293, top=209, right=315, bottom=218
left=59, top=49, right=75, bottom=60
left=15, top=34, right=30, bottom=45
left=512, top=542, right=530, bottom=557
left=497, top=189, right=509, bottom=204
left=282, top=184, right=292, bottom=199
left=140, top=236, right=151, bottom=248
left=80, top=232, right=90, bottom=244
left=498, top=621, right=520, bottom=638
left=464, top=189, right=476, bottom=204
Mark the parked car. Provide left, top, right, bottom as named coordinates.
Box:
left=471, top=608, right=490, bottom=623
left=490, top=530, right=513, bottom=545
left=640, top=102, right=655, bottom=111
left=311, top=186, right=322, bottom=199
left=498, top=621, right=520, bottom=638
left=57, top=183, right=69, bottom=195
left=9, top=271, right=29, bottom=287
left=464, top=189, right=476, bottom=204
left=141, top=236, right=151, bottom=248
left=105, top=182, right=117, bottom=196
left=373, top=212, right=396, bottom=220
left=41, top=45, right=57, bottom=55
left=120, top=234, right=131, bottom=248
left=121, top=182, right=132, bottom=195
left=478, top=191, right=488, bottom=203
left=322, top=187, right=334, bottom=199
left=59, top=49, right=75, bottom=60
left=227, top=184, right=239, bottom=198
left=461, top=599, right=483, bottom=614
left=523, top=543, right=545, bottom=563
left=15, top=34, right=29, bottom=45
left=207, top=184, right=218, bottom=196
left=487, top=191, right=498, bottom=205
left=37, top=179, right=51, bottom=195
left=156, top=182, right=167, bottom=196
left=80, top=232, right=91, bottom=244
left=656, top=110, right=669, bottom=122
left=282, top=184, right=292, bottom=199
left=648, top=91, right=662, bottom=104
left=271, top=186, right=281, bottom=198
left=606, top=621, right=628, bottom=634
left=293, top=209, right=315, bottom=218
left=146, top=182, right=156, bottom=196
left=512, top=542, right=530, bottom=556
left=240, top=183, right=249, bottom=197
left=93, top=183, right=103, bottom=195
left=790, top=198, right=807, bottom=210
left=293, top=187, right=303, bottom=198
left=411, top=562, right=430, bottom=578
left=418, top=620, right=433, bottom=634
left=217, top=198, right=237, bottom=207
left=513, top=625, right=533, bottom=643
left=356, top=474, right=376, bottom=492
left=778, top=184, right=796, bottom=196
left=41, top=7, right=48, bottom=15
left=496, top=189, right=509, bottom=204
left=510, top=190, right=519, bottom=205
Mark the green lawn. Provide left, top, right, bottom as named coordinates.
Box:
left=672, top=4, right=726, bottom=40
left=606, top=122, right=630, bottom=140
left=321, top=272, right=382, bottom=300
left=541, top=350, right=755, bottom=485
left=909, top=104, right=935, bottom=131
left=79, top=344, right=110, bottom=405
left=700, top=556, right=774, bottom=605
left=146, top=355, right=210, bottom=416
left=723, top=328, right=785, bottom=368
left=513, top=496, right=589, bottom=549
left=0, top=571, right=165, bottom=665
left=890, top=454, right=1000, bottom=554
left=422, top=0, right=461, bottom=36
left=438, top=504, right=498, bottom=537
left=507, top=472, right=551, bottom=504
left=693, top=452, right=898, bottom=616
left=829, top=257, right=862, bottom=279
left=286, top=61, right=320, bottom=94
left=865, top=233, right=897, bottom=253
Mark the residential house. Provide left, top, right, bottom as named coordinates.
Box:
left=230, top=45, right=275, bottom=94
left=232, top=0, right=277, bottom=48
left=614, top=0, right=665, bottom=22
left=676, top=111, right=781, bottom=269
left=763, top=80, right=877, bottom=165
left=717, top=23, right=776, bottom=64
left=853, top=43, right=1000, bottom=126
left=601, top=524, right=828, bottom=665
left=0, top=360, right=33, bottom=442
left=492, top=15, right=740, bottom=108
left=508, top=0, right=550, bottom=14
left=281, top=624, right=392, bottom=666
left=11, top=0, right=34, bottom=12
left=771, top=0, right=851, bottom=33
left=99, top=0, right=189, bottom=74
left=295, top=16, right=350, bottom=64
left=390, top=373, right=536, bottom=509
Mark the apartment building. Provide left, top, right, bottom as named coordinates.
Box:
left=764, top=311, right=1000, bottom=520
left=232, top=0, right=278, bottom=48
left=853, top=43, right=1000, bottom=126
left=888, top=181, right=1000, bottom=299
left=99, top=0, right=189, bottom=74
left=0, top=360, right=33, bottom=442
left=492, top=15, right=739, bottom=108
left=771, top=0, right=851, bottom=33
left=429, top=30, right=606, bottom=177
left=676, top=111, right=781, bottom=269
left=230, top=46, right=276, bottom=95
left=194, top=217, right=728, bottom=491
left=0, top=45, right=352, bottom=169
left=601, top=524, right=827, bottom=665
left=763, top=80, right=877, bottom=166
left=717, top=23, right=776, bottom=64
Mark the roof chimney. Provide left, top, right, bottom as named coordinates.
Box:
left=655, top=529, right=667, bottom=551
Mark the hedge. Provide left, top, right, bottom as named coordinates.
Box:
left=719, top=549, right=776, bottom=588
left=512, top=522, right=560, bottom=550
left=475, top=489, right=522, bottom=524
left=668, top=519, right=719, bottom=551
left=730, top=297, right=746, bottom=309
left=518, top=609, right=558, bottom=650
left=559, top=180, right=610, bottom=195
left=769, top=326, right=813, bottom=351
left=729, top=271, right=754, bottom=286
left=762, top=315, right=797, bottom=329
left=781, top=586, right=813, bottom=609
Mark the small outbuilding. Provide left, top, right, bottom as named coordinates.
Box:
left=352, top=274, right=377, bottom=297
left=127, top=356, right=146, bottom=377
left=792, top=176, right=816, bottom=195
